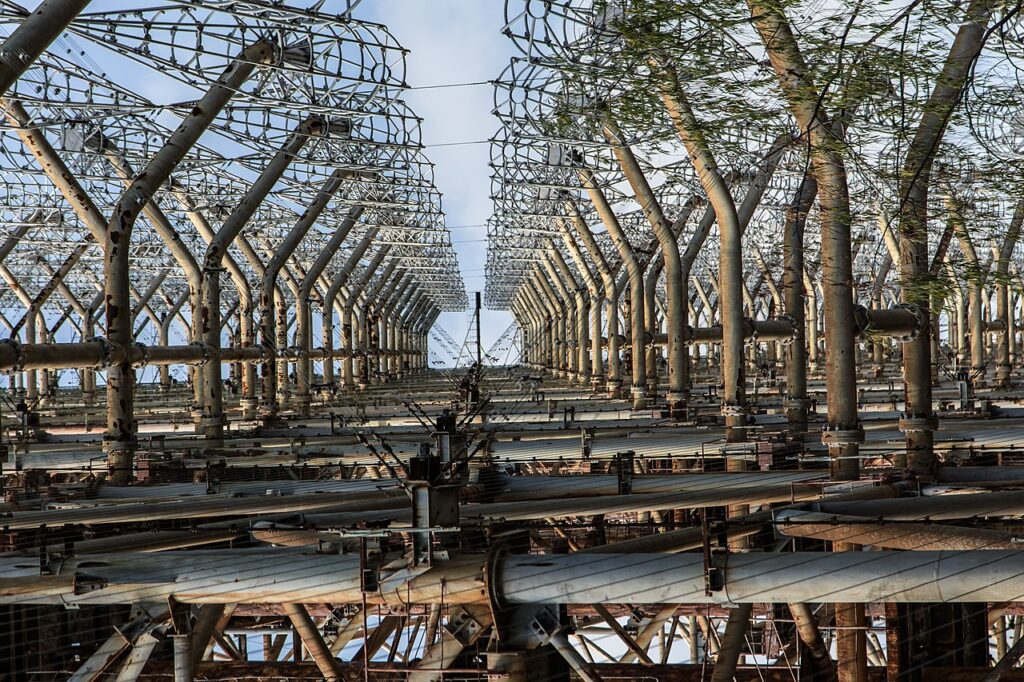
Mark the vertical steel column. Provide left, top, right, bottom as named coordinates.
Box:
left=534, top=276, right=559, bottom=374
left=395, top=284, right=420, bottom=372
left=783, top=177, right=816, bottom=432
left=996, top=202, right=1024, bottom=387
left=258, top=170, right=345, bottom=421
left=577, top=171, right=646, bottom=407
left=380, top=274, right=413, bottom=379
left=522, top=284, right=552, bottom=371
left=341, top=247, right=390, bottom=388
left=169, top=182, right=257, bottom=418
left=158, top=291, right=190, bottom=391
left=946, top=194, right=986, bottom=385
left=399, top=290, right=426, bottom=375
left=894, top=4, right=995, bottom=473
left=548, top=243, right=587, bottom=384
left=322, top=227, right=379, bottom=387
left=406, top=297, right=432, bottom=371
left=603, top=125, right=685, bottom=416
left=172, top=634, right=193, bottom=682
left=565, top=199, right=621, bottom=394
left=540, top=258, right=572, bottom=377
left=357, top=258, right=398, bottom=386
left=420, top=306, right=441, bottom=369
left=658, top=81, right=745, bottom=441
left=103, top=41, right=276, bottom=472
left=293, top=207, right=362, bottom=414
left=557, top=220, right=597, bottom=384
left=200, top=117, right=321, bottom=445
left=104, top=144, right=205, bottom=405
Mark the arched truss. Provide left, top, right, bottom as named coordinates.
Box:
left=486, top=0, right=1024, bottom=319
left=0, top=1, right=466, bottom=340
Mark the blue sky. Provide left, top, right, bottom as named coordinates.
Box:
left=362, top=1, right=518, bottom=364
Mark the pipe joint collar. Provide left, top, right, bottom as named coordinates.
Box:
left=892, top=303, right=924, bottom=341
left=87, top=336, right=117, bottom=368
left=190, top=341, right=212, bottom=364
left=721, top=403, right=748, bottom=417
left=899, top=414, right=939, bottom=433
left=775, top=315, right=799, bottom=345
left=0, top=338, right=24, bottom=370
left=131, top=342, right=150, bottom=368
left=820, top=424, right=864, bottom=445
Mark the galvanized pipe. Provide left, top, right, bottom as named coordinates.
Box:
left=10, top=550, right=1024, bottom=606
left=565, top=197, right=621, bottom=395
left=603, top=124, right=685, bottom=415
left=104, top=40, right=277, bottom=471
left=258, top=170, right=346, bottom=420
left=996, top=200, right=1024, bottom=386
left=557, top=220, right=597, bottom=384
left=322, top=226, right=378, bottom=386
left=657, top=77, right=745, bottom=441
left=578, top=171, right=645, bottom=407
left=294, top=207, right=362, bottom=413
left=355, top=256, right=397, bottom=386
left=343, top=247, right=390, bottom=387
left=169, top=181, right=257, bottom=418
left=543, top=251, right=576, bottom=377
left=201, top=117, right=321, bottom=444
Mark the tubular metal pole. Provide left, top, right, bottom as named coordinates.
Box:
left=536, top=263, right=568, bottom=377
left=258, top=170, right=346, bottom=421
left=658, top=80, right=745, bottom=440
left=170, top=182, right=258, bottom=419
left=294, top=207, right=362, bottom=413
left=172, top=635, right=193, bottom=682
left=357, top=258, right=398, bottom=386
left=783, top=177, right=816, bottom=432
left=323, top=228, right=379, bottom=387
left=200, top=117, right=321, bottom=445
left=342, top=248, right=390, bottom=388
left=578, top=170, right=646, bottom=408
left=104, top=40, right=277, bottom=472
left=565, top=198, right=620, bottom=395
left=995, top=200, right=1024, bottom=387
left=603, top=124, right=686, bottom=416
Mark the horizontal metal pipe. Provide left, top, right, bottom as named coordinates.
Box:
left=498, top=551, right=1024, bottom=605
left=774, top=510, right=1023, bottom=550
left=853, top=305, right=924, bottom=340
left=684, top=318, right=797, bottom=344
left=0, top=490, right=406, bottom=529
left=816, top=491, right=1024, bottom=520
left=6, top=550, right=1024, bottom=606
left=299, top=483, right=825, bottom=526
left=0, top=339, right=381, bottom=370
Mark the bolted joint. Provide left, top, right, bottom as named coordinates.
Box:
left=189, top=341, right=212, bottom=364
left=130, top=342, right=150, bottom=368
left=86, top=336, right=118, bottom=368
left=820, top=423, right=864, bottom=445
left=899, top=414, right=939, bottom=433
left=444, top=606, right=485, bottom=646
left=0, top=338, right=24, bottom=371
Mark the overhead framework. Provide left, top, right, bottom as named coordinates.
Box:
left=6, top=1, right=1024, bottom=682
